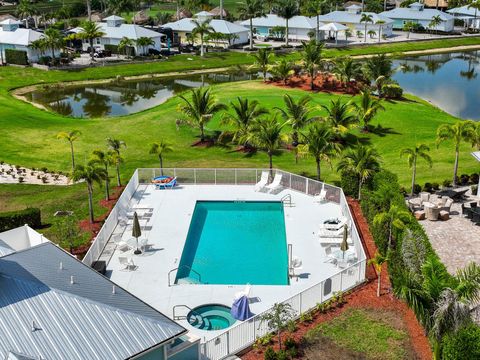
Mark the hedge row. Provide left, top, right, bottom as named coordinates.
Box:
left=5, top=49, right=28, bottom=66
left=0, top=208, right=41, bottom=232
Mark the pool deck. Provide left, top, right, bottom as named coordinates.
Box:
left=104, top=184, right=362, bottom=341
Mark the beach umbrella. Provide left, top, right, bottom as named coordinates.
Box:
left=231, top=295, right=253, bottom=321
left=340, top=224, right=349, bottom=259
left=132, top=211, right=142, bottom=255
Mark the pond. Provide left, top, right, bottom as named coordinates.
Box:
left=392, top=51, right=480, bottom=120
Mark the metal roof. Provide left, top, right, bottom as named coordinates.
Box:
left=240, top=14, right=319, bottom=29
left=380, top=7, right=453, bottom=21
left=71, top=23, right=165, bottom=40
left=448, top=5, right=480, bottom=16
left=0, top=242, right=186, bottom=360
left=164, top=18, right=249, bottom=34
left=319, top=11, right=394, bottom=25
left=0, top=27, right=44, bottom=46
left=0, top=239, right=14, bottom=257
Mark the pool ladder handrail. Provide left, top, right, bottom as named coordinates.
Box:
left=168, top=265, right=202, bottom=287
left=281, top=193, right=294, bottom=207
left=173, top=305, right=207, bottom=326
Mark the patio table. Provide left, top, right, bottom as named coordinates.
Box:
left=331, top=249, right=357, bottom=262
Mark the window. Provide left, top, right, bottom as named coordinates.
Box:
left=96, top=38, right=101, bottom=44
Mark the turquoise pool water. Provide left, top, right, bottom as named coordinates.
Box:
left=187, top=304, right=236, bottom=331
left=175, top=201, right=289, bottom=285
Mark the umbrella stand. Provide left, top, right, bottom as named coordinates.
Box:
left=132, top=211, right=142, bottom=255
left=134, top=236, right=141, bottom=255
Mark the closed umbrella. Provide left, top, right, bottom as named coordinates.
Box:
left=132, top=211, right=142, bottom=255
left=340, top=223, right=349, bottom=259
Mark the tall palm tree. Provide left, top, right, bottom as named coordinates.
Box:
left=77, top=21, right=105, bottom=60
left=353, top=90, right=385, bottom=132
left=270, top=58, right=294, bottom=85
left=72, top=164, right=107, bottom=223
left=321, top=98, right=358, bottom=135
left=301, top=122, right=340, bottom=180
left=373, top=204, right=411, bottom=250
left=16, top=0, right=36, bottom=29
left=436, top=121, right=476, bottom=187
left=90, top=149, right=113, bottom=200
left=238, top=0, right=266, bottom=49
left=360, top=13, right=373, bottom=43
left=29, top=38, right=47, bottom=58
left=106, top=138, right=126, bottom=187
left=303, top=0, right=325, bottom=42
left=43, top=28, right=64, bottom=60
left=136, top=36, right=154, bottom=56
left=403, top=21, right=416, bottom=39
left=251, top=48, right=273, bottom=81
left=56, top=130, right=81, bottom=174
left=400, top=144, right=432, bottom=196
left=221, top=97, right=269, bottom=146
left=376, top=20, right=385, bottom=42
left=149, top=140, right=173, bottom=175
left=337, top=144, right=381, bottom=200
left=468, top=1, right=480, bottom=32
left=118, top=37, right=135, bottom=57
left=276, top=0, right=298, bottom=46
left=275, top=94, right=316, bottom=145
left=192, top=19, right=214, bottom=57
left=363, top=54, right=393, bottom=81
left=368, top=252, right=387, bottom=297
left=428, top=15, right=442, bottom=34
left=300, top=40, right=324, bottom=90
left=178, top=88, right=227, bottom=143
left=333, top=56, right=362, bottom=84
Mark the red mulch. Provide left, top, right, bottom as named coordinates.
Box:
left=269, top=74, right=361, bottom=95
left=191, top=139, right=215, bottom=147
left=240, top=198, right=431, bottom=360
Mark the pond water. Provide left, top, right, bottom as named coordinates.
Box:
left=392, top=51, right=480, bottom=120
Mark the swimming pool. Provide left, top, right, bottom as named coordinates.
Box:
left=175, top=201, right=289, bottom=285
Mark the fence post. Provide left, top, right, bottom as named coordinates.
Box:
left=289, top=173, right=292, bottom=189
left=215, top=169, right=217, bottom=185
left=299, top=291, right=303, bottom=314
left=194, top=169, right=197, bottom=184
left=227, top=331, right=230, bottom=356
left=340, top=270, right=343, bottom=291
left=235, top=169, right=237, bottom=185
left=306, top=179, right=309, bottom=195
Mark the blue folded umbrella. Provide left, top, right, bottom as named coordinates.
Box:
left=231, top=295, right=253, bottom=321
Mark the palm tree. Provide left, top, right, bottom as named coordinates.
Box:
left=247, top=116, right=289, bottom=172
left=136, top=36, right=154, bottom=56
left=353, top=90, right=385, bottom=132
left=118, top=37, right=135, bottom=57
left=275, top=94, right=316, bottom=145
left=149, top=141, right=173, bottom=175
left=363, top=54, right=393, bottom=83
left=29, top=38, right=47, bottom=58
left=321, top=98, right=358, bottom=135
left=376, top=20, right=385, bottom=42
left=72, top=164, right=107, bottom=223
left=16, top=0, right=36, bottom=29
left=178, top=88, right=227, bottom=143
left=252, top=48, right=273, bottom=82
left=156, top=12, right=172, bottom=25
left=403, top=21, right=416, bottom=39
left=436, top=121, right=476, bottom=187
left=77, top=21, right=105, bottom=60
left=238, top=0, right=266, bottom=49
left=221, top=97, right=269, bottom=146
left=90, top=149, right=113, bottom=200
left=332, top=56, right=362, bottom=84
left=301, top=123, right=340, bottom=180
left=368, top=252, right=387, bottom=297
left=301, top=40, right=324, bottom=90
left=303, top=0, right=325, bottom=42
left=400, top=144, right=432, bottom=196
left=428, top=15, right=442, bottom=34
left=360, top=13, right=373, bottom=43
left=367, top=29, right=376, bottom=39
left=337, top=144, right=381, bottom=199
left=192, top=19, right=214, bottom=57
left=43, top=28, right=64, bottom=60
left=56, top=130, right=81, bottom=174
left=468, top=1, right=480, bottom=32
left=373, top=204, right=411, bottom=250
left=276, top=0, right=298, bottom=46
left=270, top=58, right=294, bottom=85
left=106, top=138, right=126, bottom=187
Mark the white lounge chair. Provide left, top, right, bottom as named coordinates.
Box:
left=234, top=283, right=251, bottom=300
left=112, top=234, right=131, bottom=252
left=265, top=174, right=283, bottom=193
left=254, top=171, right=269, bottom=192
left=314, top=188, right=327, bottom=203
left=119, top=256, right=136, bottom=271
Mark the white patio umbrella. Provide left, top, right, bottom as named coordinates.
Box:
left=319, top=22, right=349, bottom=44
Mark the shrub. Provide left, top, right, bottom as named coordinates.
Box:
left=0, top=208, right=41, bottom=231
left=423, top=182, right=432, bottom=192
left=284, top=337, right=297, bottom=351
left=38, top=56, right=52, bottom=66
left=442, top=179, right=451, bottom=188
left=286, top=319, right=297, bottom=333
left=413, top=184, right=421, bottom=194
left=264, top=347, right=277, bottom=360
left=300, top=311, right=313, bottom=323
left=431, top=182, right=440, bottom=190
left=18, top=176, right=24, bottom=183
left=5, top=49, right=28, bottom=65
left=381, top=83, right=403, bottom=99
left=340, top=171, right=359, bottom=198
left=471, top=185, right=478, bottom=195
left=442, top=325, right=480, bottom=360
left=460, top=174, right=469, bottom=185
left=104, top=44, right=119, bottom=54
left=276, top=350, right=289, bottom=360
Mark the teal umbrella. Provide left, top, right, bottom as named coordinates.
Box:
left=340, top=224, right=349, bottom=259
left=132, top=211, right=142, bottom=255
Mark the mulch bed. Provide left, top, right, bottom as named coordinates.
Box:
left=269, top=74, right=361, bottom=95
left=240, top=198, right=431, bottom=360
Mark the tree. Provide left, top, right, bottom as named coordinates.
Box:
left=400, top=144, right=432, bottom=196
left=403, top=21, right=416, bottom=39
left=71, top=164, right=107, bottom=223
left=16, top=0, right=36, bottom=29
left=301, top=123, right=340, bottom=180
left=238, top=0, right=266, bottom=49
left=54, top=215, right=81, bottom=254
left=376, top=20, right=385, bottom=42
left=333, top=56, right=362, bottom=84
left=275, top=94, right=316, bottom=145
left=363, top=53, right=393, bottom=82
left=56, top=130, right=81, bottom=174
left=251, top=48, right=273, bottom=82
left=156, top=12, right=172, bottom=25
left=29, top=38, right=47, bottom=58
left=178, top=87, right=227, bottom=143
left=259, top=303, right=295, bottom=350
left=368, top=252, right=387, bottom=297
left=90, top=149, right=113, bottom=201
left=192, top=19, right=214, bottom=57
left=468, top=1, right=480, bottom=32
left=353, top=90, right=385, bottom=132
left=321, top=98, right=358, bottom=135
left=136, top=36, right=154, bottom=56
left=106, top=138, right=126, bottom=187
left=43, top=28, right=64, bottom=60
left=436, top=121, right=476, bottom=187
left=360, top=13, right=373, bottom=43
left=77, top=21, right=105, bottom=60
left=276, top=0, right=298, bottom=46
left=428, top=15, right=442, bottom=34
left=149, top=140, right=173, bottom=175
left=373, top=204, right=411, bottom=250
left=367, top=29, right=376, bottom=38
left=303, top=0, right=325, bottom=42
left=300, top=40, right=324, bottom=90
left=337, top=144, right=381, bottom=199
left=118, top=37, right=135, bottom=57
left=270, top=58, right=294, bottom=85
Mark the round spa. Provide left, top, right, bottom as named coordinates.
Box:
left=187, top=304, right=236, bottom=331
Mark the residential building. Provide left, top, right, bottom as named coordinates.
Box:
left=0, top=225, right=200, bottom=360
left=380, top=2, right=454, bottom=32
left=447, top=5, right=480, bottom=30
left=319, top=5, right=394, bottom=37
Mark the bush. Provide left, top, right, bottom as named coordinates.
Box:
left=38, top=56, right=52, bottom=66
left=442, top=179, right=451, bottom=188
left=104, top=44, right=119, bottom=54
left=460, top=174, right=470, bottom=185
left=284, top=337, right=297, bottom=351
left=431, top=182, right=440, bottom=190
left=423, top=182, right=432, bottom=192
left=264, top=347, right=277, bottom=360
left=5, top=49, right=28, bottom=65
left=382, top=84, right=403, bottom=99
left=442, top=325, right=480, bottom=359
left=340, top=171, right=359, bottom=198
left=471, top=173, right=479, bottom=184
left=0, top=208, right=41, bottom=231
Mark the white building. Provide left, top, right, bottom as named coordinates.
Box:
left=447, top=5, right=480, bottom=30
left=240, top=14, right=322, bottom=42
left=380, top=2, right=454, bottom=32
left=72, top=15, right=165, bottom=55
left=319, top=5, right=394, bottom=38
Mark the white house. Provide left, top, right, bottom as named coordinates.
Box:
left=380, top=2, right=454, bottom=32
left=72, top=15, right=165, bottom=55
left=0, top=19, right=58, bottom=63
left=319, top=5, right=394, bottom=38
left=447, top=5, right=480, bottom=30
left=240, top=14, right=322, bottom=42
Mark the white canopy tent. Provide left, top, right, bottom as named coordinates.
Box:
left=471, top=151, right=480, bottom=196
left=319, top=22, right=348, bottom=44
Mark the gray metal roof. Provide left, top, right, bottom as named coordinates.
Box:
left=0, top=239, right=14, bottom=257
left=0, top=243, right=186, bottom=360
left=448, top=5, right=479, bottom=16
left=380, top=7, right=453, bottom=21
left=319, top=11, right=394, bottom=25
